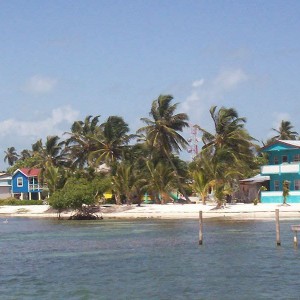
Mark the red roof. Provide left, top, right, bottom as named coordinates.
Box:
left=19, top=168, right=41, bottom=177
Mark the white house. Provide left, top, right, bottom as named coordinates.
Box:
left=0, top=173, right=12, bottom=199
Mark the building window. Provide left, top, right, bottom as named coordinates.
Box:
left=274, top=156, right=279, bottom=164
left=294, top=154, right=300, bottom=162
left=295, top=180, right=300, bottom=191
left=282, top=155, right=288, bottom=163
left=17, top=177, right=23, bottom=187
left=274, top=180, right=280, bottom=191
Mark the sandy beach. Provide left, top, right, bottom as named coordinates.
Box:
left=1, top=203, right=300, bottom=220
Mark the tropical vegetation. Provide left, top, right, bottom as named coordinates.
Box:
left=3, top=94, right=299, bottom=216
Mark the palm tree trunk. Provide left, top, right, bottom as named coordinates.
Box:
left=201, top=193, right=206, bottom=205
left=165, top=152, right=190, bottom=202
left=115, top=193, right=122, bottom=205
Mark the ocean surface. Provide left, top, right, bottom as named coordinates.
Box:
left=0, top=217, right=300, bottom=300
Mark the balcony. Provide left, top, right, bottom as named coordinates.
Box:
left=29, top=184, right=47, bottom=192
left=261, top=163, right=300, bottom=175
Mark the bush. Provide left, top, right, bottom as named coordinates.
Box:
left=0, top=198, right=43, bottom=206
left=48, top=176, right=111, bottom=219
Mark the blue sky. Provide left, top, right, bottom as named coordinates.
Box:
left=1, top=0, right=300, bottom=169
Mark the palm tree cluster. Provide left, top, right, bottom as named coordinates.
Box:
left=4, top=95, right=190, bottom=205
left=4, top=95, right=297, bottom=206
left=190, top=106, right=258, bottom=206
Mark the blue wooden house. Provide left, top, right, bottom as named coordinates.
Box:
left=12, top=168, right=44, bottom=200
left=260, top=140, right=300, bottom=203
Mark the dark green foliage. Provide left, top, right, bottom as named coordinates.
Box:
left=48, top=176, right=111, bottom=218
left=272, top=120, right=299, bottom=140
left=4, top=147, right=19, bottom=166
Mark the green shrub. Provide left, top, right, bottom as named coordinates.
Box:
left=0, top=198, right=43, bottom=206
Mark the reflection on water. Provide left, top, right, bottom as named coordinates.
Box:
left=0, top=218, right=299, bottom=299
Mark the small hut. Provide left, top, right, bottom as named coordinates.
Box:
left=239, top=175, right=270, bottom=203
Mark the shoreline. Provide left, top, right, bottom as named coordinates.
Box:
left=1, top=203, right=300, bottom=220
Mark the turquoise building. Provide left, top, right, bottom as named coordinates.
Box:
left=260, top=140, right=300, bottom=203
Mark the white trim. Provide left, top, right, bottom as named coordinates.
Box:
left=17, top=177, right=23, bottom=187
left=278, top=140, right=300, bottom=147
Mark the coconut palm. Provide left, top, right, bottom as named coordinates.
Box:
left=43, top=162, right=67, bottom=195
left=138, top=95, right=189, bottom=156
left=197, top=106, right=256, bottom=206
left=189, top=151, right=214, bottom=205
left=4, top=147, right=19, bottom=166
left=32, top=136, right=65, bottom=168
left=64, top=115, right=101, bottom=169
left=198, top=105, right=256, bottom=170
left=272, top=120, right=298, bottom=140
left=199, top=106, right=254, bottom=156
left=191, top=170, right=210, bottom=204
left=144, top=160, right=177, bottom=204
left=19, top=149, right=33, bottom=161
left=138, top=95, right=189, bottom=198
left=89, top=116, right=133, bottom=167
left=111, top=162, right=135, bottom=205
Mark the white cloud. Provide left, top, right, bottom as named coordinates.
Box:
left=213, top=69, right=247, bottom=90
left=181, top=68, right=248, bottom=123
left=23, top=75, right=57, bottom=94
left=0, top=106, right=79, bottom=139
left=192, top=79, right=204, bottom=88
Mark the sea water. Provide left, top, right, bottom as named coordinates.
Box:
left=0, top=217, right=299, bottom=300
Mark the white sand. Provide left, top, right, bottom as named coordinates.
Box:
left=1, top=203, right=300, bottom=220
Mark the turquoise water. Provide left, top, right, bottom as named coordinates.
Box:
left=0, top=218, right=300, bottom=300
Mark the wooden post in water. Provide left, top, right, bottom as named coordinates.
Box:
left=199, top=211, right=203, bottom=245
left=275, top=209, right=281, bottom=246
left=291, top=225, right=300, bottom=248
left=293, top=231, right=298, bottom=248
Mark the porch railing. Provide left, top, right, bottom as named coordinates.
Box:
left=29, top=184, right=48, bottom=191
left=261, top=163, right=300, bottom=175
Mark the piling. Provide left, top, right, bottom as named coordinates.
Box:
left=291, top=225, right=300, bottom=248
left=199, top=211, right=203, bottom=245
left=275, top=209, right=281, bottom=246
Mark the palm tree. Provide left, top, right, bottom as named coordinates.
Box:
left=199, top=106, right=254, bottom=154
left=64, top=115, right=101, bottom=169
left=32, top=136, right=65, bottom=168
left=145, top=161, right=177, bottom=204
left=89, top=116, right=133, bottom=167
left=198, top=106, right=256, bottom=169
left=191, top=170, right=210, bottom=204
left=4, top=147, right=19, bottom=166
left=272, top=120, right=298, bottom=140
left=43, top=162, right=67, bottom=195
left=138, top=95, right=189, bottom=197
left=189, top=151, right=214, bottom=204
left=197, top=106, right=256, bottom=206
left=28, top=136, right=67, bottom=192
left=19, top=149, right=33, bottom=161
left=138, top=95, right=189, bottom=156
left=111, top=162, right=135, bottom=205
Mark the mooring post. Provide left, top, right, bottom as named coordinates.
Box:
left=275, top=209, right=281, bottom=246
left=293, top=231, right=298, bottom=248
left=199, top=211, right=203, bottom=245
left=291, top=225, right=299, bottom=248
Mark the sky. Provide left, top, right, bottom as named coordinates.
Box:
left=1, top=0, right=300, bottom=169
